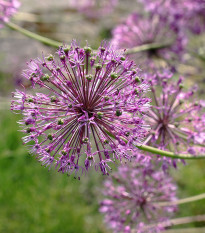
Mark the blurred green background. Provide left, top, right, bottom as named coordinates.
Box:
left=0, top=111, right=205, bottom=233
left=0, top=0, right=205, bottom=232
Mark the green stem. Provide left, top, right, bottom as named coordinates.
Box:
left=135, top=144, right=205, bottom=160
left=192, top=51, right=205, bottom=62
left=160, top=215, right=205, bottom=228
left=136, top=215, right=205, bottom=233
left=6, top=22, right=172, bottom=53
left=156, top=193, right=205, bottom=207
left=6, top=22, right=62, bottom=48
left=104, top=129, right=205, bottom=160
left=124, top=41, right=172, bottom=55
left=163, top=227, right=205, bottom=233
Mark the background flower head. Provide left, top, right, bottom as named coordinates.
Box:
left=139, top=0, right=205, bottom=34
left=69, top=0, right=118, bottom=19
left=100, top=156, right=177, bottom=233
left=143, top=70, right=205, bottom=168
left=0, top=0, right=20, bottom=27
left=111, top=12, right=187, bottom=66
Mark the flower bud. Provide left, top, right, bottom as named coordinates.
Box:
left=47, top=134, right=53, bottom=140
left=58, top=119, right=64, bottom=125
left=46, top=55, right=54, bottom=61
left=116, top=110, right=122, bottom=116
left=97, top=112, right=103, bottom=119
left=110, top=72, right=119, bottom=80
left=40, top=74, right=50, bottom=81
left=82, top=137, right=89, bottom=143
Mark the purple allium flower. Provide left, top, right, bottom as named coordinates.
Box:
left=100, top=157, right=177, bottom=233
left=0, top=0, right=20, bottom=27
left=144, top=70, right=205, bottom=161
left=11, top=40, right=150, bottom=178
left=111, top=13, right=187, bottom=64
left=139, top=0, right=205, bottom=35
left=69, top=0, right=118, bottom=19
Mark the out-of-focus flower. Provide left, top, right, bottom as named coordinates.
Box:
left=69, top=0, right=118, bottom=19
left=11, top=40, right=150, bottom=178
left=0, top=0, right=20, bottom=27
left=143, top=70, right=205, bottom=168
left=111, top=13, right=187, bottom=65
left=100, top=156, right=177, bottom=233
left=139, top=0, right=205, bottom=34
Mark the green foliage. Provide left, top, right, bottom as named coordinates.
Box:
left=0, top=110, right=205, bottom=232
left=0, top=111, right=106, bottom=233
left=172, top=161, right=205, bottom=228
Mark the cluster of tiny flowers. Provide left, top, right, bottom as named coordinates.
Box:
left=0, top=0, right=20, bottom=27
left=69, top=0, right=118, bottom=18
left=11, top=40, right=150, bottom=178
left=100, top=156, right=177, bottom=233
left=143, top=70, right=205, bottom=167
left=138, top=0, right=205, bottom=34
left=111, top=13, right=187, bottom=63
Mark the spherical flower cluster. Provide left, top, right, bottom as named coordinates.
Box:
left=0, top=0, right=20, bottom=27
left=111, top=13, right=187, bottom=64
left=69, top=0, right=118, bottom=19
left=11, top=40, right=150, bottom=178
left=143, top=70, right=205, bottom=164
left=100, top=157, right=177, bottom=233
left=139, top=0, right=205, bottom=34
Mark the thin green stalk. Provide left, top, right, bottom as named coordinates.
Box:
left=156, top=215, right=205, bottom=228
left=192, top=51, right=205, bottom=62
left=134, top=215, right=205, bottom=233
left=163, top=227, right=205, bottom=233
left=156, top=193, right=205, bottom=207
left=6, top=22, right=172, bottom=53
left=6, top=22, right=62, bottom=48
left=104, top=129, right=205, bottom=160
left=135, top=144, right=205, bottom=159
left=124, top=41, right=172, bottom=55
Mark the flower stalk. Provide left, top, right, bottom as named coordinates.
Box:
left=138, top=215, right=205, bottom=233
left=124, top=41, right=173, bottom=55
left=156, top=193, right=205, bottom=207
left=6, top=21, right=62, bottom=47
left=104, top=129, right=205, bottom=160
left=6, top=22, right=173, bottom=53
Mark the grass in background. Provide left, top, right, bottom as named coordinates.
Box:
left=0, top=110, right=106, bottom=233
left=0, top=110, right=205, bottom=233
left=172, top=160, right=205, bottom=229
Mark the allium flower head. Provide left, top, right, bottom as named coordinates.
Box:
left=0, top=0, right=20, bottom=27
left=100, top=157, right=177, bottom=233
left=11, top=40, right=150, bottom=178
left=139, top=0, right=205, bottom=34
left=144, top=70, right=205, bottom=162
left=69, top=0, right=118, bottom=18
left=111, top=13, right=187, bottom=64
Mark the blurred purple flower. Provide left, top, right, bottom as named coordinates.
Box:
left=0, top=0, right=20, bottom=27
left=69, top=0, right=118, bottom=19
left=139, top=0, right=205, bottom=34
left=100, top=156, right=177, bottom=233
left=143, top=70, right=205, bottom=168
left=11, top=40, right=150, bottom=178
left=111, top=13, right=187, bottom=64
